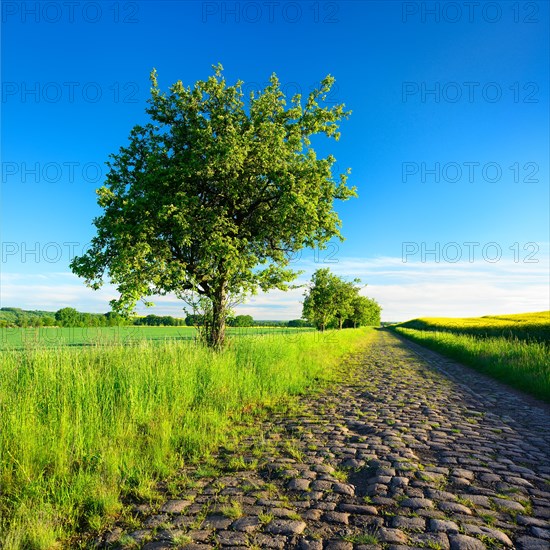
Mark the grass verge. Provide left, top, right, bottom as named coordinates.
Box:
left=0, top=328, right=371, bottom=548
left=394, top=327, right=550, bottom=402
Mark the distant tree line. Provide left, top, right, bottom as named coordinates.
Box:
left=0, top=308, right=56, bottom=328
left=0, top=307, right=311, bottom=329
left=133, top=314, right=187, bottom=326
left=183, top=314, right=311, bottom=328
left=183, top=314, right=310, bottom=328
left=0, top=307, right=134, bottom=328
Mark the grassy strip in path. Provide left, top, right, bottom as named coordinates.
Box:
left=394, top=327, right=550, bottom=402
left=0, top=328, right=372, bottom=549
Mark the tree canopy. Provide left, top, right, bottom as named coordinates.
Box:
left=347, top=294, right=382, bottom=328
left=302, top=268, right=342, bottom=331
left=71, top=64, right=356, bottom=347
left=302, top=268, right=381, bottom=330
left=54, top=307, right=81, bottom=327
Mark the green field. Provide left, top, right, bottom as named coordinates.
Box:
left=394, top=312, right=550, bottom=402
left=0, top=328, right=371, bottom=548
left=0, top=325, right=315, bottom=350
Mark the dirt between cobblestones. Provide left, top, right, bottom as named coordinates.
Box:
left=96, top=330, right=550, bottom=550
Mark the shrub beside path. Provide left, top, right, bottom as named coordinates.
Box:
left=96, top=330, right=550, bottom=550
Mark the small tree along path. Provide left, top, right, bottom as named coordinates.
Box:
left=98, top=331, right=550, bottom=549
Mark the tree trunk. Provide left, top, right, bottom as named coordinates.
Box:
left=209, top=283, right=227, bottom=348
left=338, top=316, right=343, bottom=330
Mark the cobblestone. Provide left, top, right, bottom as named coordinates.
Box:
left=97, top=331, right=550, bottom=549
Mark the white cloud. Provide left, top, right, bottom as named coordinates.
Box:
left=364, top=282, right=547, bottom=322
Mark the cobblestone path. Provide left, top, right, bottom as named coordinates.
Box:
left=99, top=330, right=550, bottom=550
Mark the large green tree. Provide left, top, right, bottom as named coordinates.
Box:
left=70, top=65, right=356, bottom=347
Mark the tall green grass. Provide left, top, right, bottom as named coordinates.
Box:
left=0, top=329, right=370, bottom=549
left=395, top=327, right=550, bottom=402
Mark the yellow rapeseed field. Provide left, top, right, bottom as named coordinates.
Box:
left=397, top=311, right=550, bottom=343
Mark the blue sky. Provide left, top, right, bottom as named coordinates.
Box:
left=2, top=0, right=549, bottom=320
